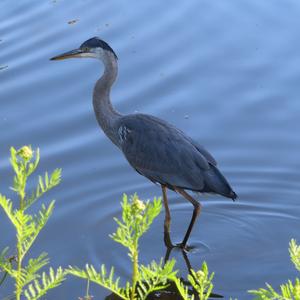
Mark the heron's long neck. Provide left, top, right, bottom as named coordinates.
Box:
left=93, top=52, right=121, bottom=146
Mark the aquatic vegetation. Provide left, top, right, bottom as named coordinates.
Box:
left=249, top=239, right=300, bottom=299
left=173, top=262, right=214, bottom=300
left=0, top=146, right=65, bottom=300
left=1, top=146, right=299, bottom=300
left=68, top=194, right=216, bottom=300
left=68, top=194, right=178, bottom=300
left=0, top=146, right=217, bottom=299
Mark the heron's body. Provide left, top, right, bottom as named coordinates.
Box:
left=51, top=37, right=237, bottom=249
left=117, top=113, right=235, bottom=198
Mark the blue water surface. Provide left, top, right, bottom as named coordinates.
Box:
left=1, top=1, right=300, bottom=299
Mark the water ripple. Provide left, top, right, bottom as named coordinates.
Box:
left=1, top=1, right=300, bottom=299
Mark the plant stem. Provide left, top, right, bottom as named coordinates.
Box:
left=19, top=168, right=26, bottom=211
left=85, top=279, right=90, bottom=299
left=131, top=240, right=139, bottom=300
left=16, top=251, right=22, bottom=300
left=16, top=206, right=24, bottom=300
left=16, top=172, right=26, bottom=299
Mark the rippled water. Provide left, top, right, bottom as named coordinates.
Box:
left=1, top=1, right=300, bottom=299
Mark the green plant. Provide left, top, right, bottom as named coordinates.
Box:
left=172, top=262, right=214, bottom=300
left=249, top=239, right=300, bottom=300
left=290, top=239, right=300, bottom=272
left=0, top=146, right=217, bottom=299
left=68, top=194, right=178, bottom=300
left=0, top=146, right=65, bottom=300
left=68, top=194, right=217, bottom=300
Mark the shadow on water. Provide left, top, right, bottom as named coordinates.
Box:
left=105, top=232, right=223, bottom=300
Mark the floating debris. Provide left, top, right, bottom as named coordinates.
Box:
left=79, top=296, right=93, bottom=300
left=68, top=19, right=79, bottom=25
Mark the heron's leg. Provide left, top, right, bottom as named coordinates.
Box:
left=164, top=245, right=173, bottom=264
left=175, top=188, right=201, bottom=249
left=161, top=185, right=173, bottom=248
left=162, top=185, right=171, bottom=231
left=181, top=249, right=193, bottom=272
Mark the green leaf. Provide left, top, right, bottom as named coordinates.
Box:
left=21, top=201, right=55, bottom=258
left=249, top=279, right=300, bottom=300
left=0, top=248, right=14, bottom=276
left=0, top=146, right=63, bottom=300
left=68, top=264, right=130, bottom=300
left=110, top=194, right=162, bottom=252
left=172, top=276, right=194, bottom=300
left=23, top=267, right=65, bottom=300
left=187, top=262, right=214, bottom=300
left=0, top=195, right=18, bottom=228
left=25, top=169, right=61, bottom=209
left=173, top=262, right=214, bottom=300
left=249, top=239, right=300, bottom=300
left=137, top=259, right=177, bottom=300
left=26, top=149, right=40, bottom=177
left=290, top=239, right=300, bottom=272
left=22, top=253, right=50, bottom=286
left=9, top=147, right=19, bottom=176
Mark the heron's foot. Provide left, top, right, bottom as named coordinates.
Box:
left=175, top=242, right=195, bottom=252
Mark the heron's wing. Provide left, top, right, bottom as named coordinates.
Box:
left=116, top=114, right=216, bottom=190
left=184, top=137, right=217, bottom=166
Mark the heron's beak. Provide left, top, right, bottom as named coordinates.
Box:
left=50, top=48, right=84, bottom=61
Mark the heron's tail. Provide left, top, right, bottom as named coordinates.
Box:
left=203, top=164, right=237, bottom=201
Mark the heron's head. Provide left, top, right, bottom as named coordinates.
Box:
left=50, top=37, right=117, bottom=61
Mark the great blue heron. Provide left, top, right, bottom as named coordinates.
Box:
left=50, top=37, right=237, bottom=250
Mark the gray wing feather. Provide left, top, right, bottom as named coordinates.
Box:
left=116, top=114, right=217, bottom=190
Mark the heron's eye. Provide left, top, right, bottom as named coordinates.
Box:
left=82, top=47, right=89, bottom=52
